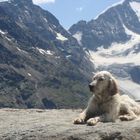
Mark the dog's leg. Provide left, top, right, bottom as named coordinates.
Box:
left=87, top=116, right=102, bottom=126
left=74, top=97, right=98, bottom=124
left=86, top=112, right=117, bottom=126
left=73, top=110, right=87, bottom=124
left=119, top=111, right=137, bottom=121
left=87, top=109, right=119, bottom=126
left=74, top=109, right=93, bottom=124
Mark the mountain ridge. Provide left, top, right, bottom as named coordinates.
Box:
left=0, top=0, right=94, bottom=109
left=69, top=0, right=140, bottom=50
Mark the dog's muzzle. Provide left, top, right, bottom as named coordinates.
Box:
left=89, top=84, right=95, bottom=92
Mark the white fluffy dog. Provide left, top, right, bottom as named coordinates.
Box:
left=74, top=71, right=140, bottom=126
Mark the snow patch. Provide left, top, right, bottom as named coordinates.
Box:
left=56, top=32, right=68, bottom=41
left=16, top=47, right=22, bottom=52
left=130, top=2, right=140, bottom=22
left=0, top=29, right=6, bottom=35
left=88, top=46, right=140, bottom=67
left=36, top=48, right=54, bottom=55
left=16, top=47, right=28, bottom=54
left=24, top=10, right=29, bottom=15
left=55, top=56, right=60, bottom=59
left=48, top=27, right=53, bottom=32
left=27, top=73, right=32, bottom=77
left=52, top=25, right=56, bottom=28
left=5, top=37, right=11, bottom=41
left=73, top=31, right=82, bottom=45
left=46, top=50, right=53, bottom=55
left=118, top=79, right=140, bottom=100
left=0, top=0, right=8, bottom=2
left=111, top=0, right=125, bottom=7
left=87, top=25, right=140, bottom=67
left=66, top=55, right=71, bottom=58
left=43, top=17, right=48, bottom=23
left=33, top=0, right=55, bottom=4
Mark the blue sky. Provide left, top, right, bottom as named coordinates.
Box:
left=33, top=0, right=122, bottom=29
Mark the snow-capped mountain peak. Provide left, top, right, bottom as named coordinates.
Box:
left=69, top=0, right=140, bottom=100
left=94, top=0, right=125, bottom=20
left=87, top=24, right=140, bottom=67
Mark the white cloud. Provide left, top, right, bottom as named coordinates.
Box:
left=76, top=7, right=83, bottom=12
left=33, top=0, right=55, bottom=4
left=0, top=0, right=8, bottom=2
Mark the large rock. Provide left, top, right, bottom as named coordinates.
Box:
left=0, top=109, right=140, bottom=140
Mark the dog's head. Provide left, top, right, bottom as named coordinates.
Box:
left=89, top=71, right=118, bottom=96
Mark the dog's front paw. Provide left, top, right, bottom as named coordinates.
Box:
left=73, top=117, right=85, bottom=124
left=87, top=117, right=99, bottom=126
left=119, top=115, right=136, bottom=121
left=119, top=115, right=129, bottom=121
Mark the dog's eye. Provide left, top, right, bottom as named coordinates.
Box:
left=93, top=77, right=96, bottom=80
left=98, top=77, right=105, bottom=81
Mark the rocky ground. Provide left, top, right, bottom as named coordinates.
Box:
left=0, top=109, right=140, bottom=140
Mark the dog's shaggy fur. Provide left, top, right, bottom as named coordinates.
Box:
left=74, top=71, right=140, bottom=126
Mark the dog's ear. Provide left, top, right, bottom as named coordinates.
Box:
left=108, top=78, right=118, bottom=96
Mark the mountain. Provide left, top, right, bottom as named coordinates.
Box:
left=0, top=0, right=94, bottom=108
left=69, top=0, right=140, bottom=99
left=69, top=0, right=140, bottom=50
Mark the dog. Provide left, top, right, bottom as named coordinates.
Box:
left=73, top=71, right=140, bottom=126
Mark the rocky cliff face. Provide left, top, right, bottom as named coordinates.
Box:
left=0, top=0, right=94, bottom=109
left=69, top=0, right=140, bottom=99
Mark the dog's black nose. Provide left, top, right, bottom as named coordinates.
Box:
left=89, top=84, right=94, bottom=91
left=89, top=84, right=92, bottom=88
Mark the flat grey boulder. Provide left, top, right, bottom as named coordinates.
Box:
left=0, top=109, right=140, bottom=140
